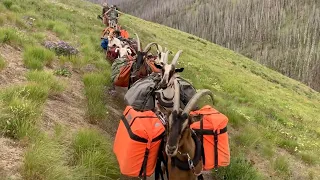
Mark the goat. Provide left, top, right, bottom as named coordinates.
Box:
left=164, top=82, right=214, bottom=180
left=153, top=49, right=185, bottom=117
left=128, top=33, right=163, bottom=87
left=115, top=42, right=133, bottom=58
left=108, top=31, right=122, bottom=49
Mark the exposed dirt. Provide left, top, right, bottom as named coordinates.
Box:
left=0, top=44, right=27, bottom=88
left=0, top=44, right=27, bottom=180
left=0, top=138, right=23, bottom=180
left=40, top=71, right=92, bottom=135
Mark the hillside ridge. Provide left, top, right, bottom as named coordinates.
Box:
left=0, top=0, right=320, bottom=179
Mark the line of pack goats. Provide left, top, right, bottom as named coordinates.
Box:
left=104, top=30, right=231, bottom=180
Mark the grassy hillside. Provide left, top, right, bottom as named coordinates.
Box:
left=0, top=0, right=320, bottom=180
left=106, top=0, right=320, bottom=92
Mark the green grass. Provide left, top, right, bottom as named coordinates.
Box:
left=0, top=55, right=6, bottom=70
left=0, top=70, right=64, bottom=139
left=83, top=72, right=110, bottom=124
left=2, top=0, right=13, bottom=9
left=26, top=70, right=65, bottom=94
left=23, top=133, right=80, bottom=180
left=0, top=27, right=23, bottom=46
left=213, top=155, right=263, bottom=180
left=273, top=156, right=291, bottom=177
left=0, top=0, right=319, bottom=179
left=70, top=128, right=120, bottom=179
left=23, top=46, right=55, bottom=70
left=0, top=84, right=47, bottom=139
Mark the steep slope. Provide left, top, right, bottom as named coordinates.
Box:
left=105, top=0, right=320, bottom=92
left=0, top=0, right=320, bottom=180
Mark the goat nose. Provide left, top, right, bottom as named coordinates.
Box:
left=166, top=145, right=177, bottom=155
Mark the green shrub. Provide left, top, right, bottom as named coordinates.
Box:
left=23, top=46, right=55, bottom=70
left=54, top=67, right=72, bottom=77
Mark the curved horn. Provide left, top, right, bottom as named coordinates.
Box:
left=173, top=79, right=180, bottom=112
left=182, top=89, right=214, bottom=115
left=134, top=33, right=141, bottom=52
left=143, top=42, right=158, bottom=52
left=171, top=50, right=183, bottom=66
left=157, top=44, right=163, bottom=53
left=163, top=50, right=169, bottom=64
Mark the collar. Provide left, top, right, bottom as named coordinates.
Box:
left=171, top=131, right=202, bottom=172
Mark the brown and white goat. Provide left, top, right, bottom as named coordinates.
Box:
left=164, top=85, right=214, bottom=180
left=129, top=33, right=163, bottom=85
left=153, top=49, right=185, bottom=117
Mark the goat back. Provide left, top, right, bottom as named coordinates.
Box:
left=190, top=105, right=230, bottom=170
left=113, top=106, right=165, bottom=178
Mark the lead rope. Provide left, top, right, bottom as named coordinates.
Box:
left=177, top=151, right=203, bottom=177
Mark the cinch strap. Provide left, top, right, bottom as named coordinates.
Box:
left=139, top=148, right=149, bottom=179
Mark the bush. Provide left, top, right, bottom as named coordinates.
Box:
left=44, top=40, right=79, bottom=57
left=23, top=46, right=55, bottom=70
left=54, top=68, right=72, bottom=77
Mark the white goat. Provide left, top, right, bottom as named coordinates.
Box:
left=115, top=42, right=133, bottom=58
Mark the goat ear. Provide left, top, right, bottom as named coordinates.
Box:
left=154, top=63, right=163, bottom=69
left=175, top=68, right=184, bottom=72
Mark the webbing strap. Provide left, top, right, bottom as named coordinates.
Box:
left=139, top=148, right=149, bottom=179
left=214, top=130, right=218, bottom=169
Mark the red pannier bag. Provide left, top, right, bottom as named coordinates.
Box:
left=113, top=106, right=165, bottom=178
left=190, top=105, right=230, bottom=170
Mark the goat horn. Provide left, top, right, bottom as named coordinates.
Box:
left=143, top=42, right=158, bottom=52
left=163, top=50, right=170, bottom=64
left=171, top=50, right=183, bottom=66
left=157, top=44, right=163, bottom=53
left=173, top=79, right=180, bottom=112
left=182, top=89, right=214, bottom=116
left=134, top=33, right=141, bottom=52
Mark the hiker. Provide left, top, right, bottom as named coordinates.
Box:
left=105, top=5, right=120, bottom=29
left=101, top=3, right=110, bottom=26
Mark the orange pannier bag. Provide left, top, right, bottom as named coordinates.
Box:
left=113, top=106, right=165, bottom=178
left=190, top=105, right=230, bottom=170
left=120, top=29, right=130, bottom=39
